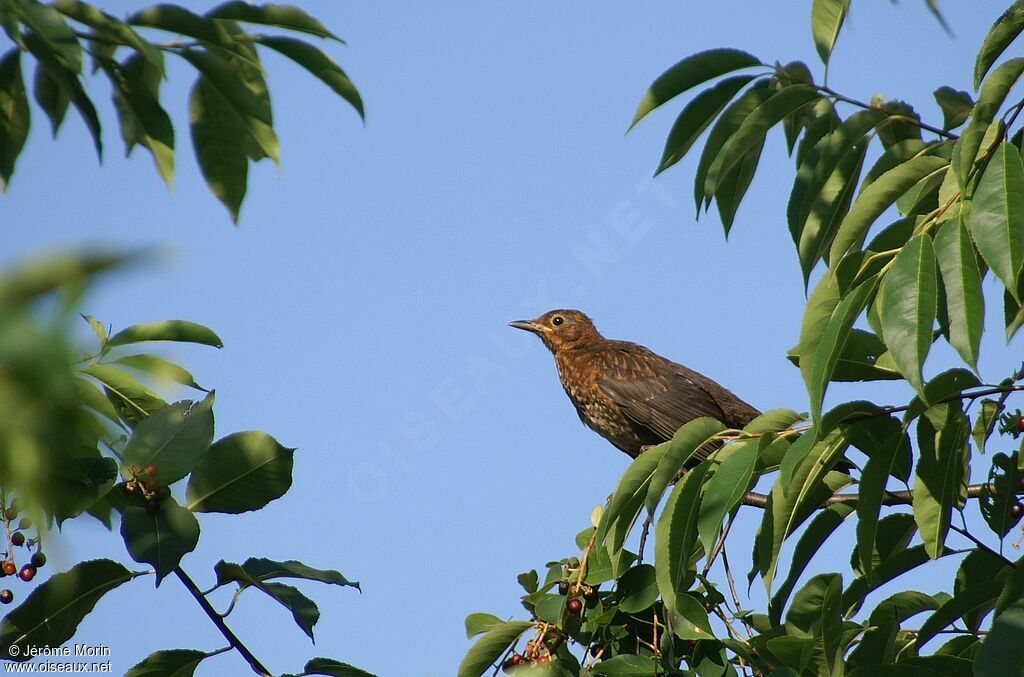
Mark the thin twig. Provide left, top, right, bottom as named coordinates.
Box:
left=819, top=84, right=957, bottom=140
left=741, top=482, right=1001, bottom=509
left=174, top=567, right=271, bottom=676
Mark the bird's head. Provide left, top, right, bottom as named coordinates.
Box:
left=509, top=309, right=603, bottom=352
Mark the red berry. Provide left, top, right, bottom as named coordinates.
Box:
left=502, top=654, right=525, bottom=673
left=1017, top=414, right=1024, bottom=433
left=29, top=552, right=45, bottom=568
left=144, top=464, right=159, bottom=478
left=18, top=565, right=35, bottom=582
left=567, top=598, right=583, bottom=614
left=0, top=589, right=11, bottom=604
left=2, top=561, right=14, bottom=576
left=10, top=532, right=24, bottom=547
left=4, top=508, right=16, bottom=522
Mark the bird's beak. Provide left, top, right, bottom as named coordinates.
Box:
left=509, top=319, right=545, bottom=335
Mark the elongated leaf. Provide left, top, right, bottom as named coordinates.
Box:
left=0, top=560, right=136, bottom=660
left=855, top=432, right=911, bottom=579
left=878, top=234, right=938, bottom=398
left=671, top=593, right=715, bottom=640
left=108, top=319, right=223, bottom=348
left=934, top=86, right=974, bottom=131
left=206, top=1, right=340, bottom=40
left=807, top=279, right=877, bottom=424
left=631, top=48, right=762, bottom=127
left=113, top=353, right=206, bottom=391
left=714, top=134, right=764, bottom=233
left=254, top=36, right=363, bottom=119
left=120, top=500, right=200, bottom=584
left=769, top=503, right=854, bottom=624
left=121, top=393, right=216, bottom=485
left=106, top=56, right=175, bottom=187
left=299, top=658, right=376, bottom=677
left=259, top=581, right=319, bottom=641
left=848, top=591, right=940, bottom=667
left=456, top=620, right=533, bottom=677
left=787, top=573, right=844, bottom=674
left=129, top=4, right=248, bottom=64
left=79, top=363, right=167, bottom=425
left=916, top=580, right=1005, bottom=649
left=1005, top=288, right=1024, bottom=342
left=697, top=438, right=756, bottom=555
left=32, top=61, right=67, bottom=136
left=592, top=654, right=660, bottom=676
left=970, top=141, right=1024, bottom=300
left=465, top=612, right=503, bottom=639
left=655, top=460, right=711, bottom=609
left=655, top=75, right=755, bottom=175
left=960, top=58, right=1024, bottom=179
left=646, top=417, right=725, bottom=514
left=796, top=269, right=840, bottom=388
left=811, top=0, right=851, bottom=67
left=126, top=649, right=209, bottom=677
left=186, top=431, right=294, bottom=513
left=913, top=404, right=969, bottom=559
left=52, top=0, right=163, bottom=74
left=0, top=49, right=29, bottom=191
left=189, top=76, right=247, bottom=221
left=933, top=218, right=984, bottom=370
left=956, top=549, right=1012, bottom=632
left=830, top=155, right=948, bottom=263
left=617, top=563, right=659, bottom=613
left=215, top=557, right=358, bottom=591
left=980, top=452, right=1023, bottom=538
left=975, top=591, right=1024, bottom=676
left=13, top=0, right=81, bottom=73
left=694, top=80, right=772, bottom=210
left=595, top=443, right=668, bottom=550
left=974, top=3, right=1024, bottom=89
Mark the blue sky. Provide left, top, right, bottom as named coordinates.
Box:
left=2, top=1, right=1018, bottom=674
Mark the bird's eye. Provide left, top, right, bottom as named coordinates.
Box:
left=552, top=316, right=564, bottom=326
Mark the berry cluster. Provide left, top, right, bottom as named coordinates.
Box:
left=0, top=498, right=46, bottom=605
left=120, top=464, right=171, bottom=514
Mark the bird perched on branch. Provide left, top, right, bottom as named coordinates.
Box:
left=510, top=309, right=760, bottom=465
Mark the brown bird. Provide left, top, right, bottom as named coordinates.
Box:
left=509, top=309, right=760, bottom=463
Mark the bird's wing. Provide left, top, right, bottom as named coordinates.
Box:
left=595, top=347, right=734, bottom=443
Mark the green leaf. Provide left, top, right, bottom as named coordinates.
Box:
left=113, top=354, right=206, bottom=391
left=105, top=56, right=175, bottom=188
left=188, top=76, right=247, bottom=222
left=32, top=60, right=67, bottom=136
left=206, top=2, right=340, bottom=41
left=79, top=363, right=167, bottom=425
left=655, top=75, right=755, bottom=175
left=934, top=218, right=984, bottom=370
left=617, top=564, right=659, bottom=613
left=669, top=593, right=715, bottom=641
left=81, top=313, right=107, bottom=346
left=631, top=48, right=762, bottom=127
left=933, top=87, right=974, bottom=132
left=787, top=573, right=844, bottom=675
left=713, top=134, right=763, bottom=233
left=1005, top=288, right=1024, bottom=341
left=108, top=320, right=223, bottom=348
left=807, top=279, right=877, bottom=424
left=456, top=620, right=533, bottom=677
left=253, top=36, right=363, bottom=119
left=125, top=649, right=209, bottom=677
left=848, top=590, right=941, bottom=667
left=916, top=580, right=1005, bottom=649
left=956, top=549, right=1012, bottom=632
left=769, top=503, right=854, bottom=624
left=973, top=398, right=1003, bottom=454
left=970, top=141, right=1024, bottom=301
left=0, top=251, right=126, bottom=305
left=13, top=0, right=82, bottom=73
left=842, top=544, right=933, bottom=616
left=913, top=404, right=969, bottom=558
left=120, top=500, right=200, bottom=584
left=260, top=581, right=319, bottom=641
left=186, top=431, right=294, bottom=513
left=52, top=0, right=163, bottom=75
left=974, top=3, right=1024, bottom=90
left=121, top=394, right=215, bottom=485
left=0, top=49, right=29, bottom=191
left=960, top=58, right=1024, bottom=179
left=693, top=80, right=772, bottom=211
left=830, top=155, right=948, bottom=263
left=697, top=438, right=756, bottom=555
left=595, top=443, right=668, bottom=551
left=976, top=591, right=1024, bottom=676
left=980, top=452, right=1023, bottom=538
left=654, top=460, right=711, bottom=608
left=591, top=654, right=660, bottom=676
left=646, top=417, right=726, bottom=514
left=877, top=234, right=938, bottom=398
left=811, top=0, right=851, bottom=67
left=299, top=657, right=377, bottom=677
left=214, top=557, right=358, bottom=591
left=0, top=560, right=136, bottom=661
left=465, top=612, right=503, bottom=639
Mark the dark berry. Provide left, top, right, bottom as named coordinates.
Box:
left=16, top=518, right=30, bottom=530
left=29, top=552, right=45, bottom=568
left=18, top=565, right=35, bottom=582
left=0, top=589, right=11, bottom=604
left=145, top=497, right=161, bottom=514
left=583, top=584, right=598, bottom=601
left=567, top=598, right=583, bottom=614
left=10, top=532, right=24, bottom=547
left=144, top=464, right=159, bottom=478
left=2, top=561, right=14, bottom=576
left=557, top=580, right=570, bottom=595
left=502, top=654, right=525, bottom=673
left=156, top=486, right=171, bottom=501
left=590, top=644, right=603, bottom=658
left=1010, top=502, right=1024, bottom=519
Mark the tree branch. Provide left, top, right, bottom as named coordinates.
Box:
left=818, top=84, right=958, bottom=140
left=741, top=483, right=998, bottom=509
left=174, top=567, right=271, bottom=676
